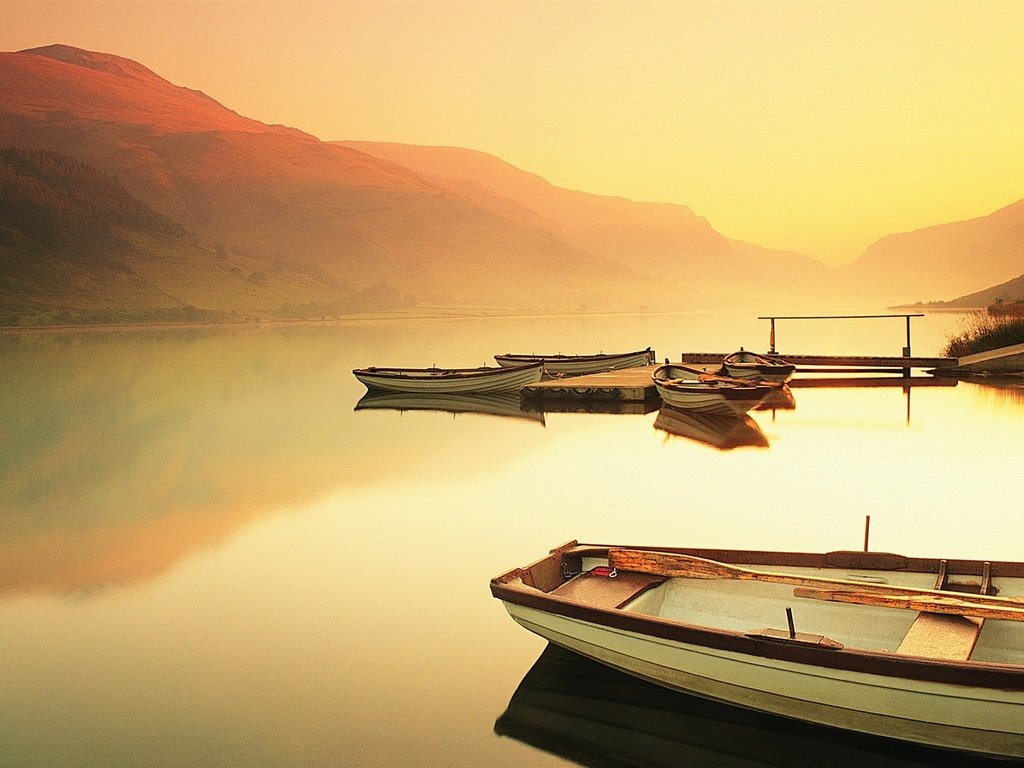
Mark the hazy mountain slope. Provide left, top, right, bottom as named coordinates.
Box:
left=841, top=199, right=1024, bottom=304
left=0, top=147, right=371, bottom=324
left=917, top=272, right=1024, bottom=310
left=337, top=141, right=833, bottom=305
left=0, top=46, right=648, bottom=316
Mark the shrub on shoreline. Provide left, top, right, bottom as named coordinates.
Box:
left=942, top=312, right=1024, bottom=358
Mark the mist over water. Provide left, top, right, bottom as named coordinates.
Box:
left=1, top=311, right=1020, bottom=767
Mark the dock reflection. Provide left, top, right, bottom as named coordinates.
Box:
left=495, top=644, right=1002, bottom=768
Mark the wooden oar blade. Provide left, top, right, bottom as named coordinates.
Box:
left=608, top=550, right=746, bottom=580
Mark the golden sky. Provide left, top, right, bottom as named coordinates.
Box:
left=4, top=0, right=1024, bottom=265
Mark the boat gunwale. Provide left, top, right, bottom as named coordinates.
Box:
left=495, top=348, right=652, bottom=365
left=490, top=544, right=1024, bottom=691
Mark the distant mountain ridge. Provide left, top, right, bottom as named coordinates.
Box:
left=841, top=200, right=1024, bottom=304
left=1, top=44, right=1022, bottom=325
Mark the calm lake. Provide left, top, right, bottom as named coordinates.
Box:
left=1, top=310, right=1022, bottom=768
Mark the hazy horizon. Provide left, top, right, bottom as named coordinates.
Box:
left=4, top=1, right=1024, bottom=267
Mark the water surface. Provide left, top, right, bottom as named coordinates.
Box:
left=1, top=311, right=1020, bottom=767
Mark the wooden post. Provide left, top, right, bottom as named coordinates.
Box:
left=786, top=607, right=796, bottom=638
left=863, top=515, right=871, bottom=552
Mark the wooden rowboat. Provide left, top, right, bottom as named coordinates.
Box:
left=352, top=361, right=543, bottom=394
left=494, top=348, right=654, bottom=377
left=491, top=541, right=1024, bottom=759
left=721, top=348, right=796, bottom=382
left=652, top=363, right=772, bottom=414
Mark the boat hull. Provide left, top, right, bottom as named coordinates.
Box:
left=503, top=602, right=1024, bottom=759
left=495, top=349, right=653, bottom=377
left=352, top=362, right=543, bottom=394
left=653, top=379, right=768, bottom=414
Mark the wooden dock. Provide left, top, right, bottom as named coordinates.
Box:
left=521, top=354, right=960, bottom=404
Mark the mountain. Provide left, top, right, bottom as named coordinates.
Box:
left=0, top=45, right=649, bottom=321
left=337, top=141, right=832, bottom=307
left=840, top=200, right=1024, bottom=305
left=910, top=272, right=1024, bottom=311
left=0, top=44, right=843, bottom=325
left=3, top=44, right=1017, bottom=324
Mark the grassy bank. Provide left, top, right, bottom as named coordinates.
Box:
left=942, top=312, right=1024, bottom=357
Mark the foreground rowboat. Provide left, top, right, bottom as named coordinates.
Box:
left=491, top=541, right=1024, bottom=759
left=494, top=348, right=654, bottom=377
left=352, top=361, right=543, bottom=394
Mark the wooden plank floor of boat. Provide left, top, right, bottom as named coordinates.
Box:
left=551, top=570, right=665, bottom=610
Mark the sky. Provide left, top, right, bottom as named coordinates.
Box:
left=4, top=1, right=1024, bottom=266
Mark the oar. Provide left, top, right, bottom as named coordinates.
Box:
left=794, top=587, right=1024, bottom=622
left=607, top=549, right=1023, bottom=610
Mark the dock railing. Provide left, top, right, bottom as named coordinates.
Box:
left=758, top=314, right=925, bottom=358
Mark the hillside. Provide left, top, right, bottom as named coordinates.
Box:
left=840, top=199, right=1024, bottom=305
left=0, top=45, right=657, bottom=320
left=909, top=272, right=1024, bottom=312
left=2, top=44, right=1020, bottom=324
left=337, top=141, right=833, bottom=307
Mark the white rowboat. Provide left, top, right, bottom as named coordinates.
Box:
left=722, top=348, right=796, bottom=382
left=491, top=541, right=1024, bottom=759
left=495, top=348, right=654, bottom=377
left=352, top=361, right=543, bottom=394
left=652, top=363, right=772, bottom=414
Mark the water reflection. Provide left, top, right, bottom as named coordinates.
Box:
left=355, top=391, right=546, bottom=425
left=497, top=644, right=1003, bottom=768
left=0, top=326, right=544, bottom=596
left=654, top=405, right=769, bottom=451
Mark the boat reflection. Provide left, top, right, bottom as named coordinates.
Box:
left=753, top=384, right=796, bottom=411
left=495, top=644, right=1003, bottom=768
left=654, top=404, right=769, bottom=450
left=354, top=391, right=545, bottom=425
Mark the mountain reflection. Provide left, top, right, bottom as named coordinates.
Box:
left=0, top=327, right=538, bottom=596
left=496, top=644, right=1003, bottom=768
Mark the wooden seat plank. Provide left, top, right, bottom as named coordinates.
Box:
left=895, top=613, right=983, bottom=661
left=551, top=570, right=665, bottom=610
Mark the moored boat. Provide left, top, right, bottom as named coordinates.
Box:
left=652, top=363, right=772, bottom=413
left=352, top=361, right=543, bottom=394
left=722, top=348, right=796, bottom=382
left=491, top=541, right=1024, bottom=759
left=495, top=348, right=654, bottom=378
